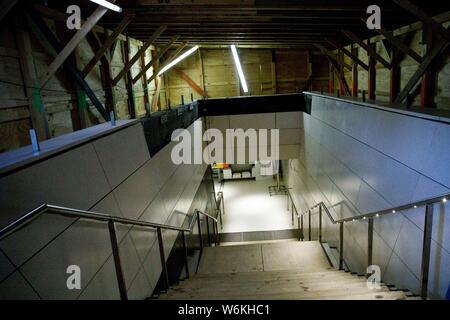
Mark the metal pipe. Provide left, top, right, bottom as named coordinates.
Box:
left=197, top=211, right=203, bottom=253
left=368, top=217, right=374, bottom=267
left=181, top=231, right=189, bottom=279
left=308, top=210, right=312, bottom=241
left=206, top=217, right=211, bottom=246
left=319, top=205, right=323, bottom=243
left=339, top=222, right=344, bottom=270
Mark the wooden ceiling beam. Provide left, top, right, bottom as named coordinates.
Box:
left=314, top=44, right=351, bottom=96
left=0, top=0, right=18, bottom=22
left=392, top=0, right=450, bottom=43
left=82, top=13, right=134, bottom=77
left=39, top=5, right=109, bottom=89
left=112, top=25, right=167, bottom=86
left=395, top=26, right=450, bottom=103
left=375, top=26, right=423, bottom=64
left=341, top=30, right=391, bottom=69
left=132, top=35, right=180, bottom=84
left=326, top=39, right=369, bottom=71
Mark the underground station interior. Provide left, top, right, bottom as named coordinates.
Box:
left=0, top=0, right=449, bottom=304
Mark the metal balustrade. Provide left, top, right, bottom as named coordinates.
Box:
left=285, top=189, right=449, bottom=299
left=0, top=204, right=219, bottom=300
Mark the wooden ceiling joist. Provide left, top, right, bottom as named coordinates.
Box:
left=173, top=67, right=208, bottom=98
left=375, top=27, right=423, bottom=64
left=112, top=25, right=167, bottom=86
left=314, top=44, right=351, bottom=96
left=341, top=30, right=392, bottom=70
left=146, top=41, right=189, bottom=85
left=82, top=13, right=134, bottom=77
left=392, top=0, right=450, bottom=43
left=132, top=35, right=180, bottom=84
left=395, top=26, right=450, bottom=104
left=39, top=5, right=109, bottom=88
left=0, top=0, right=18, bottom=22
left=326, top=39, right=369, bottom=71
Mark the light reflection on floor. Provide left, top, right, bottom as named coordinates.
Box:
left=219, top=177, right=296, bottom=233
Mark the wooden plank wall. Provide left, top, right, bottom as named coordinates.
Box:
left=0, top=14, right=330, bottom=153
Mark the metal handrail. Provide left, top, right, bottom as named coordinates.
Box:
left=287, top=190, right=449, bottom=299
left=301, top=192, right=449, bottom=224
left=0, top=203, right=220, bottom=300
left=216, top=191, right=225, bottom=229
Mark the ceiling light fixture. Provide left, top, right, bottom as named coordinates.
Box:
left=157, top=46, right=199, bottom=76
left=89, top=0, right=122, bottom=13
left=230, top=45, right=248, bottom=93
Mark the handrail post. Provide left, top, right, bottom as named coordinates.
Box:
left=197, top=211, right=203, bottom=253
left=291, top=198, right=295, bottom=226
left=420, top=204, right=434, bottom=299
left=287, top=193, right=290, bottom=211
left=221, top=194, right=225, bottom=216
left=339, top=222, right=344, bottom=270
left=157, top=227, right=170, bottom=291
left=108, top=220, right=128, bottom=300
left=214, top=221, right=220, bottom=246
left=181, top=231, right=190, bottom=279
left=368, top=217, right=374, bottom=268
left=206, top=217, right=212, bottom=246
left=301, top=214, right=304, bottom=241
left=308, top=210, right=312, bottom=241
left=319, top=204, right=323, bottom=243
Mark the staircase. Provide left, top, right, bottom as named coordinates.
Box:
left=159, top=241, right=413, bottom=300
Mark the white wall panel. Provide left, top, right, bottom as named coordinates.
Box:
left=93, top=124, right=150, bottom=189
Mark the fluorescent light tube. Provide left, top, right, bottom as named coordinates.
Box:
left=89, top=0, right=123, bottom=13
left=230, top=45, right=248, bottom=93
left=157, top=46, right=199, bottom=76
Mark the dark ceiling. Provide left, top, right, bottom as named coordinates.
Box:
left=43, top=0, right=450, bottom=49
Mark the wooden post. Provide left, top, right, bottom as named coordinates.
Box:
left=198, top=48, right=206, bottom=98
left=14, top=14, right=50, bottom=140
left=140, top=53, right=151, bottom=116
left=420, top=25, right=434, bottom=109
left=351, top=46, right=358, bottom=97
left=390, top=49, right=400, bottom=103
left=368, top=40, right=376, bottom=101
left=123, top=37, right=136, bottom=118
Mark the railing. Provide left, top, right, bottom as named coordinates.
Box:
left=285, top=190, right=449, bottom=299
left=216, top=191, right=225, bottom=229
left=0, top=204, right=219, bottom=300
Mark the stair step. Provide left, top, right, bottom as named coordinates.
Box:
left=168, top=279, right=386, bottom=297
left=186, top=273, right=361, bottom=289
left=161, top=285, right=399, bottom=300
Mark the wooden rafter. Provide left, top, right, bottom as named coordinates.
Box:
left=395, top=27, right=450, bottom=104
left=392, top=0, right=450, bottom=43
left=82, top=13, right=134, bottom=77
left=314, top=44, right=350, bottom=96
left=0, top=0, right=18, bottom=22
left=341, top=30, right=391, bottom=69
left=173, top=67, right=208, bottom=98
left=375, top=27, right=422, bottom=64
left=132, top=35, right=180, bottom=84
left=39, top=5, right=109, bottom=88
left=146, top=41, right=189, bottom=85
left=326, top=38, right=369, bottom=71
left=112, top=25, right=167, bottom=86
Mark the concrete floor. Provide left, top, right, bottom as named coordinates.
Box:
left=219, top=177, right=296, bottom=233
